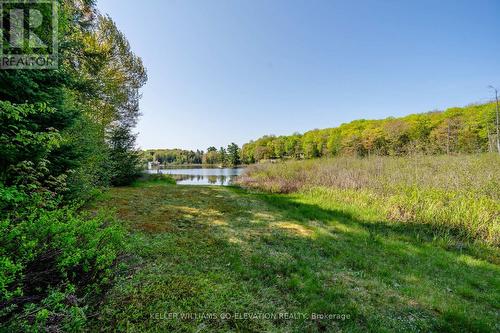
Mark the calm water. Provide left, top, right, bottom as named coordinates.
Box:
left=146, top=167, right=245, bottom=186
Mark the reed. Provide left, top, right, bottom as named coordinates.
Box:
left=238, top=154, right=500, bottom=245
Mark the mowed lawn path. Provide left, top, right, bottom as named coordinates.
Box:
left=90, top=184, right=499, bottom=332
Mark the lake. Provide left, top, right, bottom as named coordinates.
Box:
left=146, top=167, right=245, bottom=186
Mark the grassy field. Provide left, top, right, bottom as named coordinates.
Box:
left=87, top=177, right=499, bottom=332
left=238, top=154, right=500, bottom=246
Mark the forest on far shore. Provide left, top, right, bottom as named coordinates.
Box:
left=143, top=101, right=499, bottom=166
left=143, top=143, right=241, bottom=167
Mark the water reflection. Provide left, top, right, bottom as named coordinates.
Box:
left=146, top=168, right=244, bottom=186
left=173, top=174, right=234, bottom=185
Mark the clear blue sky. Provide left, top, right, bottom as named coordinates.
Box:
left=98, top=0, right=500, bottom=151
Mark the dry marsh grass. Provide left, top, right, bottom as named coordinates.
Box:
left=238, top=154, right=500, bottom=245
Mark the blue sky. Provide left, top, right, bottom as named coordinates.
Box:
left=98, top=0, right=500, bottom=150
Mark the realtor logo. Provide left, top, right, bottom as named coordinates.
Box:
left=0, top=0, right=58, bottom=69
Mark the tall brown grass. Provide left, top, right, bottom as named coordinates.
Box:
left=237, top=154, right=500, bottom=245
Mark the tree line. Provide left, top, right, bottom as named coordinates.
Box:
left=145, top=101, right=498, bottom=168
left=241, top=102, right=499, bottom=163
left=1, top=1, right=146, bottom=329
left=143, top=143, right=242, bottom=167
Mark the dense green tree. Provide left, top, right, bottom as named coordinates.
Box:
left=0, top=1, right=146, bottom=329
left=226, top=143, right=241, bottom=166
left=242, top=103, right=497, bottom=162
left=108, top=125, right=141, bottom=186
left=203, top=150, right=219, bottom=165
left=218, top=147, right=227, bottom=165
left=144, top=149, right=204, bottom=165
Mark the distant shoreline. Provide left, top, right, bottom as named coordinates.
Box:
left=147, top=163, right=247, bottom=169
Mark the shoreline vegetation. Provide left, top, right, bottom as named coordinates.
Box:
left=142, top=143, right=243, bottom=168
left=147, top=163, right=247, bottom=169
left=237, top=154, right=500, bottom=247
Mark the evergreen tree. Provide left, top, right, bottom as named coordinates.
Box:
left=227, top=143, right=241, bottom=166
left=108, top=125, right=142, bottom=185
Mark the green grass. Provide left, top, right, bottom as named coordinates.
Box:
left=238, top=154, right=500, bottom=246
left=88, top=183, right=499, bottom=332
left=131, top=173, right=177, bottom=187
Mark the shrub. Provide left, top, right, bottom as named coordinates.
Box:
left=0, top=201, right=125, bottom=331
